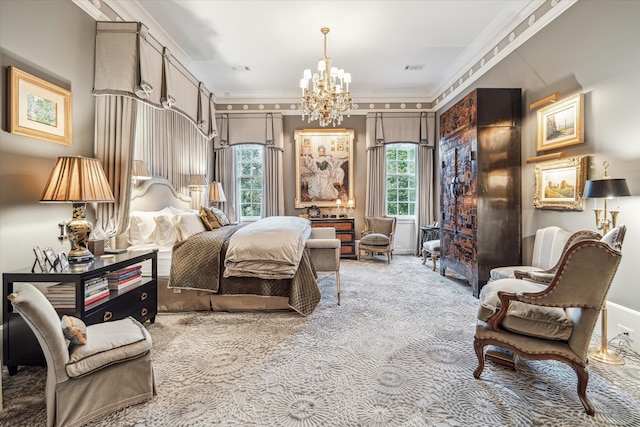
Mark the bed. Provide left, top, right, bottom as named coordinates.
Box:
left=122, top=178, right=321, bottom=315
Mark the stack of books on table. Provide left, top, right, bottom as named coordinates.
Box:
left=46, top=283, right=75, bottom=309
left=84, top=277, right=110, bottom=307
left=106, top=265, right=142, bottom=292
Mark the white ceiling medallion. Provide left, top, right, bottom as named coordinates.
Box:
left=551, top=0, right=559, bottom=7
left=416, top=103, right=422, bottom=109
left=242, top=105, right=248, bottom=110
left=528, top=15, right=536, bottom=26
left=226, top=105, right=233, bottom=110
left=400, top=103, right=406, bottom=109
left=468, top=69, right=473, bottom=77
left=480, top=58, right=485, bottom=66
left=369, top=103, right=375, bottom=109
left=493, top=46, right=499, bottom=56
left=509, top=32, right=516, bottom=43
left=459, top=78, right=463, bottom=85
left=258, top=104, right=264, bottom=110
left=353, top=103, right=359, bottom=109
left=290, top=104, right=297, bottom=110
left=384, top=103, right=391, bottom=109
left=274, top=104, right=280, bottom=110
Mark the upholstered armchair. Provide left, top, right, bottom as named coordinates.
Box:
left=474, top=238, right=623, bottom=416
left=306, top=227, right=341, bottom=304
left=8, top=283, right=155, bottom=427
left=358, top=216, right=397, bottom=263
left=489, top=226, right=572, bottom=281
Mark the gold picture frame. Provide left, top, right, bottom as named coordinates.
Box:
left=8, top=66, right=72, bottom=146
left=536, top=93, right=583, bottom=152
left=534, top=155, right=588, bottom=210
left=295, top=128, right=354, bottom=208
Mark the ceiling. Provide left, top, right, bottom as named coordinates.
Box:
left=101, top=0, right=570, bottom=106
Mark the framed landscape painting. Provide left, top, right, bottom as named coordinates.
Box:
left=294, top=128, right=354, bottom=209
left=534, top=156, right=588, bottom=210
left=8, top=66, right=73, bottom=146
left=536, top=93, right=584, bottom=152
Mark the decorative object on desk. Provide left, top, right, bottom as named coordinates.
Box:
left=534, top=155, right=588, bottom=210
left=131, top=160, right=151, bottom=186
left=88, top=239, right=105, bottom=256
left=43, top=247, right=59, bottom=271
left=208, top=181, right=226, bottom=208
left=307, top=205, right=321, bottom=218
left=583, top=161, right=630, bottom=236
left=32, top=245, right=47, bottom=272
left=59, top=252, right=69, bottom=271
left=7, top=66, right=72, bottom=146
left=347, top=199, right=354, bottom=216
left=335, top=198, right=342, bottom=216
left=295, top=128, right=354, bottom=208
left=40, top=156, right=115, bottom=264
left=298, top=27, right=352, bottom=127
left=536, top=92, right=584, bottom=152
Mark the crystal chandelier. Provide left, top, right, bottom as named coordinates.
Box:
left=299, top=27, right=352, bottom=127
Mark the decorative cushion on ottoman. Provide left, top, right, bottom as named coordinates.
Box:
left=66, top=316, right=152, bottom=378
left=360, top=233, right=389, bottom=246
left=478, top=279, right=573, bottom=341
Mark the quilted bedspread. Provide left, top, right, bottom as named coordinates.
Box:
left=168, top=225, right=320, bottom=315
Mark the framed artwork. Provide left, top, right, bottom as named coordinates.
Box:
left=534, top=155, right=588, bottom=210
left=44, top=247, right=59, bottom=270
left=59, top=252, right=70, bottom=271
left=32, top=245, right=47, bottom=272
left=8, top=66, right=73, bottom=146
left=536, top=93, right=584, bottom=152
left=294, top=129, right=355, bottom=208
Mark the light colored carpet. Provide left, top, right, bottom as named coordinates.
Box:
left=2, top=255, right=639, bottom=426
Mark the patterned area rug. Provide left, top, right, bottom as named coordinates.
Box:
left=2, top=256, right=640, bottom=426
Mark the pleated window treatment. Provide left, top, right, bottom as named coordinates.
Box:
left=94, top=21, right=217, bottom=139
left=365, top=112, right=436, bottom=254
left=213, top=113, right=285, bottom=219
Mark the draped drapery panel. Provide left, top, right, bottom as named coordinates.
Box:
left=133, top=102, right=208, bottom=203
left=93, top=96, right=137, bottom=241
left=365, top=112, right=436, bottom=253
left=213, top=113, right=285, bottom=218
left=94, top=21, right=217, bottom=139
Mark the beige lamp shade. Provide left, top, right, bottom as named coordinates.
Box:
left=209, top=182, right=226, bottom=202
left=40, top=156, right=114, bottom=263
left=188, top=174, right=208, bottom=187
left=131, top=160, right=151, bottom=179
left=40, top=156, right=115, bottom=202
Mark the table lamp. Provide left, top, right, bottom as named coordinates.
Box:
left=209, top=181, right=226, bottom=208
left=131, top=160, right=151, bottom=186
left=40, top=156, right=115, bottom=263
left=583, top=160, right=630, bottom=365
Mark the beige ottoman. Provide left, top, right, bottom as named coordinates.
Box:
left=421, top=240, right=440, bottom=271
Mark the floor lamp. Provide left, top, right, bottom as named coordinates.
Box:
left=583, top=161, right=630, bottom=365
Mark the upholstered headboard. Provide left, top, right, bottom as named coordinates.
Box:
left=130, top=177, right=191, bottom=212
left=114, top=178, right=192, bottom=249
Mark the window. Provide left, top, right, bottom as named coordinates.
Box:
left=235, top=144, right=264, bottom=218
left=386, top=143, right=417, bottom=216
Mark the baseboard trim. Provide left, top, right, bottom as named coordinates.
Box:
left=600, top=301, right=640, bottom=353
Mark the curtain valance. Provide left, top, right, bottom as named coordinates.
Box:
left=365, top=112, right=435, bottom=149
left=214, top=113, right=284, bottom=149
left=94, top=21, right=217, bottom=139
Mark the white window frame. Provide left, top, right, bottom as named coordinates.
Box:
left=385, top=143, right=417, bottom=218
left=235, top=144, right=264, bottom=222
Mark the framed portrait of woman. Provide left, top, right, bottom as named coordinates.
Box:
left=294, top=128, right=355, bottom=209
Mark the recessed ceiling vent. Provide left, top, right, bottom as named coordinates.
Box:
left=404, top=64, right=425, bottom=71
left=232, top=66, right=251, bottom=72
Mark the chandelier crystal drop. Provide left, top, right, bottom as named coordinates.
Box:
left=299, top=27, right=352, bottom=127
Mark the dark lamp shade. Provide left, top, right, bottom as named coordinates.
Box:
left=40, top=156, right=115, bottom=202
left=209, top=182, right=226, bottom=202
left=583, top=178, right=630, bottom=199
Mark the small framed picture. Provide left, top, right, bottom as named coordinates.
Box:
left=44, top=247, right=59, bottom=270
left=59, top=252, right=69, bottom=271
left=33, top=245, right=47, bottom=272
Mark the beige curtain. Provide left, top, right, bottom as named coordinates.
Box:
left=366, top=146, right=387, bottom=216
left=213, top=113, right=284, bottom=219
left=416, top=144, right=435, bottom=253
left=133, top=102, right=208, bottom=202
left=94, top=96, right=138, bottom=240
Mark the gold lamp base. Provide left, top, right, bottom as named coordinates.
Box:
left=589, top=347, right=625, bottom=366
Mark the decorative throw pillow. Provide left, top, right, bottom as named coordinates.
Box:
left=200, top=207, right=221, bottom=230
left=211, top=207, right=230, bottom=226
left=61, top=315, right=87, bottom=345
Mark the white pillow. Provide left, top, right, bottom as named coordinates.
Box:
left=128, top=213, right=156, bottom=245
left=153, top=215, right=178, bottom=246
left=174, top=212, right=206, bottom=240
left=128, top=208, right=174, bottom=245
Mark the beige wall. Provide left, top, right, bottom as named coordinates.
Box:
left=283, top=115, right=368, bottom=237
left=0, top=0, right=96, bottom=321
